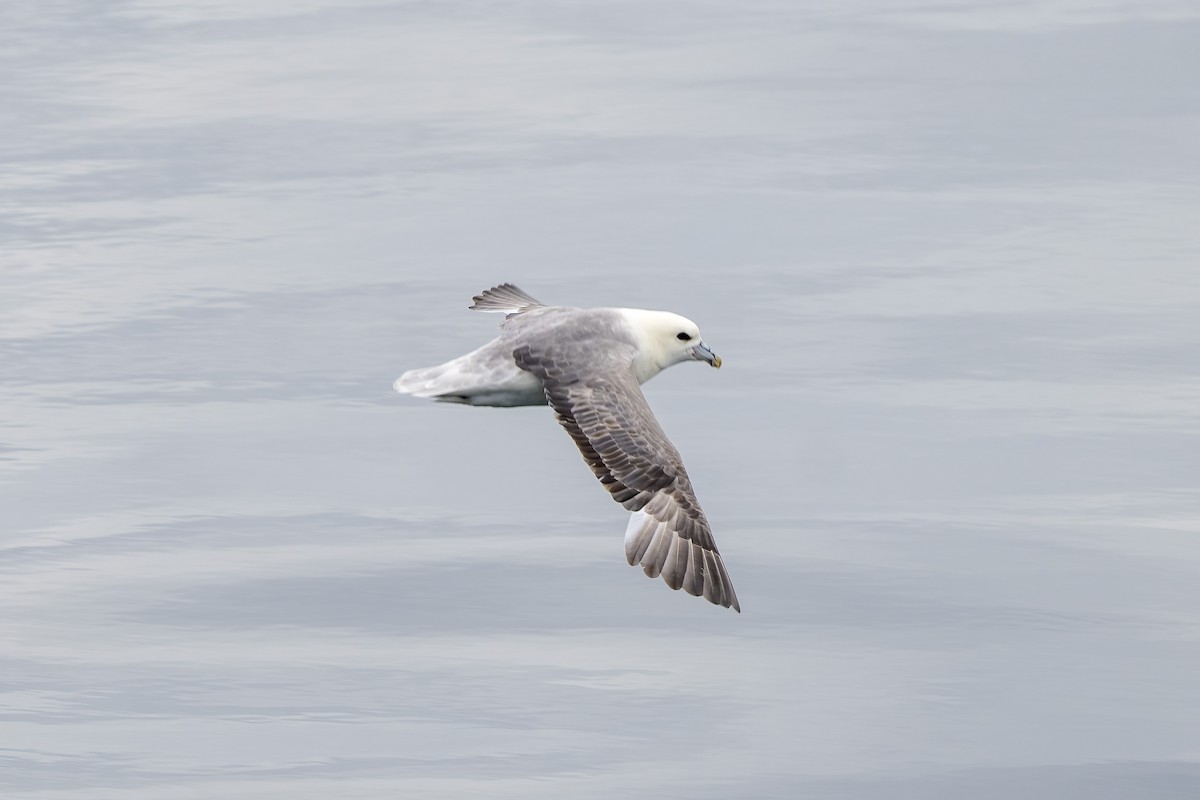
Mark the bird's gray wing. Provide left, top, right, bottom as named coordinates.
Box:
left=469, top=283, right=545, bottom=316
left=512, top=340, right=740, bottom=612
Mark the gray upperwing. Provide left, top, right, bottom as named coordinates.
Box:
left=511, top=340, right=740, bottom=612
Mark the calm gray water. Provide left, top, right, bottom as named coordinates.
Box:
left=4, top=2, right=1200, bottom=797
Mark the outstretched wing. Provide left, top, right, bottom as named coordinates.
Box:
left=512, top=342, right=740, bottom=612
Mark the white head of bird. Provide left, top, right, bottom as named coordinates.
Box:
left=617, top=308, right=723, bottom=383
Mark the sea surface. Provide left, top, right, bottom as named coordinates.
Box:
left=3, top=1, right=1200, bottom=797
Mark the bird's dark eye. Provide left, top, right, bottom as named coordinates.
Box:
left=677, top=332, right=692, bottom=341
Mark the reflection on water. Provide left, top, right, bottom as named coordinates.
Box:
left=3, top=1, right=1200, bottom=797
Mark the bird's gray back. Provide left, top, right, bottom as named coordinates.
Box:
left=499, top=307, right=636, bottom=370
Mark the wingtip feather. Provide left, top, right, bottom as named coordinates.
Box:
left=624, top=508, right=741, bottom=612
left=468, top=283, right=544, bottom=314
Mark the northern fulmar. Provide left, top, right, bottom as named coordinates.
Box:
left=394, top=283, right=739, bottom=612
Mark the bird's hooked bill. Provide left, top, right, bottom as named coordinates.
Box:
left=692, top=341, right=722, bottom=368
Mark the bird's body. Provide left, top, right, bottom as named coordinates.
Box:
left=394, top=283, right=740, bottom=612
left=395, top=302, right=706, bottom=407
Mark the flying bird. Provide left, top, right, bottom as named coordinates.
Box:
left=393, top=283, right=739, bottom=612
